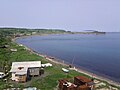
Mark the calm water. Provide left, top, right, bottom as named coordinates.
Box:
left=16, top=33, right=120, bottom=82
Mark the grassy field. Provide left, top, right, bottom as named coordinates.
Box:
left=0, top=29, right=91, bottom=90
left=0, top=41, right=91, bottom=90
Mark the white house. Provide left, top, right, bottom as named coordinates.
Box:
left=10, top=61, right=41, bottom=82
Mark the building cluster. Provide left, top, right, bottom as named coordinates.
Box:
left=58, top=76, right=94, bottom=90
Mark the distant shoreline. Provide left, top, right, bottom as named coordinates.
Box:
left=13, top=34, right=120, bottom=87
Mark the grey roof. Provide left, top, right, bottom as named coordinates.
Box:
left=10, top=61, right=41, bottom=75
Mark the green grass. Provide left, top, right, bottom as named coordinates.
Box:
left=30, top=65, right=86, bottom=90
left=0, top=42, right=91, bottom=90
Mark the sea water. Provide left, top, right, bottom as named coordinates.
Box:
left=16, top=33, right=120, bottom=82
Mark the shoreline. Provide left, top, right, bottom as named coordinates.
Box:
left=13, top=35, right=120, bottom=87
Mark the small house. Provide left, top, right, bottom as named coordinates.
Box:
left=10, top=61, right=41, bottom=82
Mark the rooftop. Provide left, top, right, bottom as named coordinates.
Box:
left=12, top=61, right=41, bottom=68
left=10, top=67, right=28, bottom=75
left=74, top=76, right=92, bottom=83
left=10, top=61, right=41, bottom=74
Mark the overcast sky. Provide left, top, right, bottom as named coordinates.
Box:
left=0, top=0, right=120, bottom=32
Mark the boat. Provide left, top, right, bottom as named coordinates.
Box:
left=62, top=68, right=69, bottom=73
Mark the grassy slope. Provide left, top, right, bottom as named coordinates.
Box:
left=0, top=42, right=90, bottom=90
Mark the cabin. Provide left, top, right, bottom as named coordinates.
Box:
left=74, top=76, right=94, bottom=87
left=74, top=76, right=94, bottom=90
left=10, top=61, right=41, bottom=82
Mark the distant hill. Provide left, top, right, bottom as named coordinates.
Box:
left=0, top=28, right=106, bottom=36
left=0, top=28, right=70, bottom=37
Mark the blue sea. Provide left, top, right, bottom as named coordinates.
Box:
left=16, top=33, right=120, bottom=82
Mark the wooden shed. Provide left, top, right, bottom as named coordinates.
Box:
left=74, top=76, right=93, bottom=86
left=74, top=76, right=94, bottom=90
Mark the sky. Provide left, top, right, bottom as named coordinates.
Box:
left=0, top=0, right=120, bottom=32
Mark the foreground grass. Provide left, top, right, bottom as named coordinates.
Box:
left=31, top=65, right=90, bottom=90
left=0, top=42, right=90, bottom=90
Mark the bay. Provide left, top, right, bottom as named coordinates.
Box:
left=16, top=33, right=120, bottom=82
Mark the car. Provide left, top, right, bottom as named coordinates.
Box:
left=42, top=63, right=52, bottom=67
left=0, top=72, right=5, bottom=79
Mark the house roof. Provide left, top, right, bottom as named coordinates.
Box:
left=74, top=76, right=92, bottom=83
left=10, top=67, right=28, bottom=75
left=10, top=61, right=41, bottom=73
left=12, top=61, right=41, bottom=68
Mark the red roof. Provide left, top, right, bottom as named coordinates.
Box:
left=74, top=76, right=92, bottom=83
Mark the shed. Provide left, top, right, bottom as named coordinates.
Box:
left=74, top=76, right=94, bottom=89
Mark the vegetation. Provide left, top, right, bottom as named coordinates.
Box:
left=0, top=28, right=86, bottom=90
left=0, top=38, right=89, bottom=90
left=0, top=28, right=68, bottom=36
